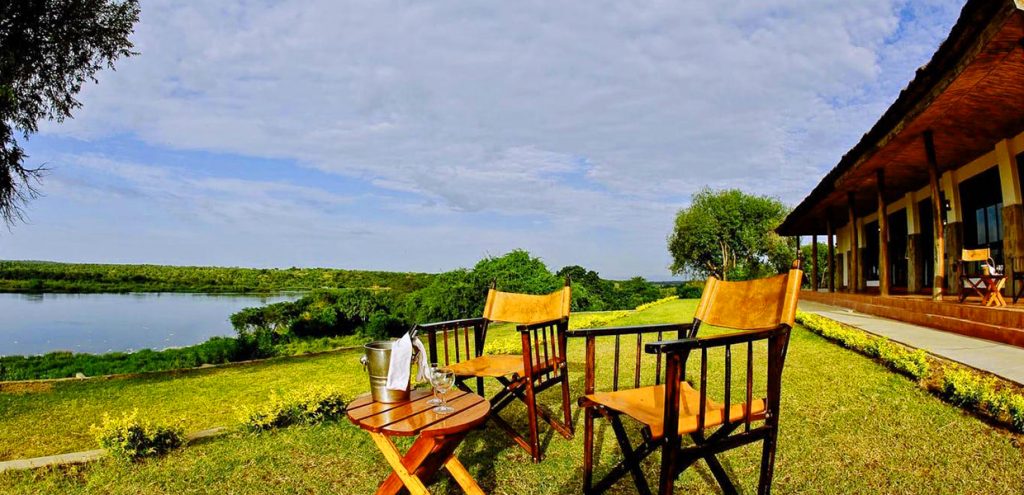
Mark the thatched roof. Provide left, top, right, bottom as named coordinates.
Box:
left=777, top=0, right=1024, bottom=235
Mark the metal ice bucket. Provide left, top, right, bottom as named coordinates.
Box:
left=359, top=339, right=412, bottom=403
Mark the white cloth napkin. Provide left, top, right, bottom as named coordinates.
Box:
left=385, top=332, right=432, bottom=390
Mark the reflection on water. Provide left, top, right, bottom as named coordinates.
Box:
left=0, top=292, right=299, bottom=356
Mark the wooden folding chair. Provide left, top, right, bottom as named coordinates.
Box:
left=570, top=262, right=802, bottom=495
left=415, top=280, right=574, bottom=462
left=956, top=248, right=1003, bottom=304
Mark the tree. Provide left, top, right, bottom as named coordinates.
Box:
left=668, top=188, right=795, bottom=281
left=0, top=0, right=140, bottom=225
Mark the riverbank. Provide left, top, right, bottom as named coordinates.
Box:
left=0, top=260, right=435, bottom=294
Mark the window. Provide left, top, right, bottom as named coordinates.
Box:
left=975, top=203, right=1003, bottom=245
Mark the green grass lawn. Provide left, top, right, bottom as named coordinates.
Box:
left=2, top=300, right=1023, bottom=493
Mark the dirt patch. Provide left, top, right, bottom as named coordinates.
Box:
left=0, top=382, right=54, bottom=395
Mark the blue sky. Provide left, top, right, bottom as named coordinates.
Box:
left=3, top=0, right=963, bottom=279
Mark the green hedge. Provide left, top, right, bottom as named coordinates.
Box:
left=797, top=312, right=929, bottom=380
left=797, top=311, right=1024, bottom=433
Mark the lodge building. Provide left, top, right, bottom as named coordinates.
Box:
left=777, top=0, right=1024, bottom=346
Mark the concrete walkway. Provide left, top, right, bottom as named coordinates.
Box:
left=800, top=300, right=1024, bottom=385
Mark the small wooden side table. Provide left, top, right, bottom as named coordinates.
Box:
left=347, top=388, right=490, bottom=495
left=981, top=274, right=1007, bottom=307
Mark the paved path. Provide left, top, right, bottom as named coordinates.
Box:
left=800, top=300, right=1024, bottom=385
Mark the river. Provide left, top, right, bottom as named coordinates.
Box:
left=0, top=292, right=298, bottom=356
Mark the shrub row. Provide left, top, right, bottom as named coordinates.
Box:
left=939, top=367, right=1024, bottom=431
left=797, top=312, right=930, bottom=380
left=633, top=295, right=679, bottom=312
left=796, top=311, right=1024, bottom=433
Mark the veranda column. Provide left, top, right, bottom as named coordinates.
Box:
left=942, top=171, right=963, bottom=297
left=924, top=131, right=945, bottom=301
left=905, top=192, right=924, bottom=293
left=996, top=139, right=1023, bottom=299
left=811, top=234, right=819, bottom=291
left=877, top=170, right=890, bottom=296
left=827, top=221, right=836, bottom=292
left=848, top=192, right=859, bottom=293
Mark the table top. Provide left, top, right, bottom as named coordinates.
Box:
left=347, top=388, right=490, bottom=438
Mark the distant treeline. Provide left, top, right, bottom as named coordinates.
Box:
left=1, top=250, right=668, bottom=381
left=0, top=260, right=435, bottom=294
left=230, top=250, right=666, bottom=346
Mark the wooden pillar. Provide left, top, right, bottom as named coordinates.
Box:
left=877, top=170, right=890, bottom=296
left=996, top=139, right=1023, bottom=299
left=906, top=192, right=924, bottom=294
left=811, top=234, right=819, bottom=291
left=924, top=130, right=945, bottom=301
left=848, top=192, right=859, bottom=293
left=827, top=220, right=836, bottom=292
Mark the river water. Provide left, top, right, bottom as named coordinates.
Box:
left=0, top=292, right=297, bottom=356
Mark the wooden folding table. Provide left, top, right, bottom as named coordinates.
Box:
left=347, top=388, right=490, bottom=495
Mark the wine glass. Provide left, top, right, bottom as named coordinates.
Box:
left=426, top=363, right=442, bottom=406
left=431, top=368, right=456, bottom=415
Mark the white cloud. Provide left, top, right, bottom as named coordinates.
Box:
left=21, top=0, right=964, bottom=278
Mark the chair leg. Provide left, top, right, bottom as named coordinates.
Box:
left=583, top=407, right=595, bottom=493
left=658, top=434, right=680, bottom=495
left=524, top=378, right=541, bottom=463
left=559, top=366, right=574, bottom=436
left=691, top=431, right=737, bottom=494
left=609, top=414, right=653, bottom=495
left=757, top=426, right=780, bottom=495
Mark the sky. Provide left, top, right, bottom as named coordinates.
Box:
left=3, top=0, right=965, bottom=280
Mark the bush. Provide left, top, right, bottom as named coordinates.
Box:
left=797, top=312, right=928, bottom=380
left=91, top=409, right=185, bottom=461
left=941, top=368, right=989, bottom=409
left=361, top=313, right=409, bottom=340
left=238, top=385, right=349, bottom=432
left=675, top=282, right=703, bottom=299
left=1007, top=394, right=1024, bottom=432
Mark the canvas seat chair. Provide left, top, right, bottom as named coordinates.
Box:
left=569, top=262, right=802, bottom=495
left=956, top=248, right=1005, bottom=305
left=415, top=280, right=573, bottom=462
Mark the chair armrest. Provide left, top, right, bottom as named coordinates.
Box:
left=415, top=317, right=487, bottom=332
left=516, top=317, right=569, bottom=332
left=645, top=326, right=784, bottom=354
left=566, top=322, right=693, bottom=338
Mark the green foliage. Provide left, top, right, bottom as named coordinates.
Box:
left=798, top=311, right=1024, bottom=433
left=0, top=336, right=273, bottom=381
left=237, top=385, right=349, bottom=432
left=474, top=249, right=562, bottom=295
left=797, top=312, right=929, bottom=380
left=0, top=0, right=139, bottom=224
left=1007, top=394, right=1024, bottom=432
left=941, top=368, right=988, bottom=409
left=91, top=409, right=184, bottom=461
left=674, top=281, right=704, bottom=299
left=231, top=288, right=407, bottom=344
left=799, top=242, right=830, bottom=288
left=0, top=260, right=434, bottom=294
left=668, top=188, right=795, bottom=281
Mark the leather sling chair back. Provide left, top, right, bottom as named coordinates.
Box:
left=416, top=280, right=573, bottom=462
